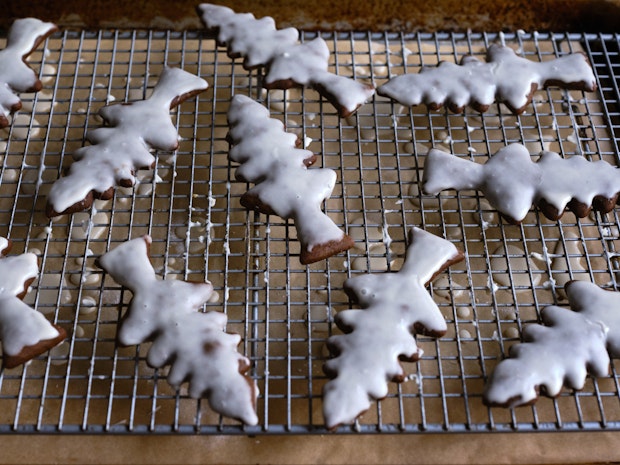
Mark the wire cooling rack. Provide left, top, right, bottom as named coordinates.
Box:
left=0, top=29, right=619, bottom=434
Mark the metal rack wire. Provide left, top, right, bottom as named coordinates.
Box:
left=0, top=28, right=619, bottom=434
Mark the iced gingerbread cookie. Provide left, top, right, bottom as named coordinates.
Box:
left=0, top=18, right=58, bottom=128
left=197, top=3, right=375, bottom=117
left=377, top=44, right=596, bottom=115
left=483, top=280, right=620, bottom=408
left=322, top=227, right=464, bottom=429
left=227, top=94, right=354, bottom=264
left=423, top=144, right=620, bottom=224
left=96, top=236, right=258, bottom=425
left=561, top=280, right=620, bottom=358
left=0, top=237, right=66, bottom=369
left=46, top=67, right=208, bottom=217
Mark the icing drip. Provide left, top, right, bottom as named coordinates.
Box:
left=96, top=235, right=258, bottom=425
left=484, top=279, right=620, bottom=408
left=551, top=233, right=589, bottom=298
left=377, top=44, right=596, bottom=114
left=198, top=3, right=375, bottom=117
left=423, top=144, right=620, bottom=224
left=0, top=18, right=58, bottom=127
left=0, top=237, right=65, bottom=368
left=322, top=227, right=463, bottom=429
left=46, top=67, right=208, bottom=217
left=227, top=94, right=353, bottom=264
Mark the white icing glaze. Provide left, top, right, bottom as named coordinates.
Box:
left=377, top=44, right=596, bottom=114
left=564, top=280, right=620, bottom=358
left=97, top=235, right=258, bottom=425
left=322, top=227, right=462, bottom=429
left=227, top=94, right=351, bottom=263
left=0, top=18, right=57, bottom=123
left=47, top=67, right=208, bottom=216
left=0, top=239, right=61, bottom=358
left=0, top=237, right=9, bottom=254
left=423, top=144, right=620, bottom=223
left=484, top=305, right=609, bottom=407
left=198, top=3, right=374, bottom=117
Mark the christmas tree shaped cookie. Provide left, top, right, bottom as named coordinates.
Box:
left=377, top=44, right=596, bottom=115
left=96, top=235, right=258, bottom=425
left=565, top=280, right=620, bottom=358
left=0, top=18, right=57, bottom=128
left=227, top=94, right=353, bottom=264
left=322, top=227, right=463, bottom=429
left=484, top=280, right=620, bottom=408
left=198, top=3, right=374, bottom=117
left=0, top=237, right=66, bottom=369
left=46, top=67, right=208, bottom=217
left=423, top=144, right=620, bottom=224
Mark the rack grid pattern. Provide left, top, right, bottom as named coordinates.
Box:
left=0, top=29, right=619, bottom=434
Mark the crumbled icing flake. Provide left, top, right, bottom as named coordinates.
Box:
left=226, top=94, right=353, bottom=264
left=377, top=44, right=596, bottom=115
left=423, top=144, right=620, bottom=224
left=0, top=237, right=65, bottom=368
left=322, top=227, right=463, bottom=429
left=96, top=235, right=258, bottom=425
left=46, top=67, right=208, bottom=217
left=198, top=3, right=374, bottom=117
left=0, top=18, right=57, bottom=128
left=483, top=280, right=620, bottom=408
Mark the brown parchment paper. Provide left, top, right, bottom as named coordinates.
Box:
left=1, top=432, right=620, bottom=464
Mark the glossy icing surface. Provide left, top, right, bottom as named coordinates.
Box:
left=322, top=227, right=463, bottom=429
left=198, top=3, right=374, bottom=117
left=0, top=18, right=57, bottom=125
left=485, top=281, right=620, bottom=408
left=0, top=238, right=61, bottom=358
left=377, top=44, right=596, bottom=114
left=565, top=280, right=620, bottom=358
left=423, top=144, right=620, bottom=223
left=97, top=235, right=258, bottom=425
left=0, top=237, right=9, bottom=254
left=483, top=304, right=609, bottom=407
left=227, top=94, right=351, bottom=263
left=47, top=67, right=208, bottom=216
